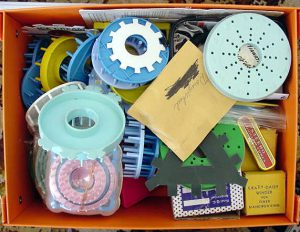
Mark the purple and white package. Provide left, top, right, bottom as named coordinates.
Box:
left=172, top=184, right=244, bottom=219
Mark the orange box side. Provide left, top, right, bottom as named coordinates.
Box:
left=1, top=4, right=299, bottom=229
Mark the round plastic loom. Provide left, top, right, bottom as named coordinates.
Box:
left=38, top=89, right=125, bottom=160
left=96, top=17, right=169, bottom=85
left=26, top=82, right=86, bottom=135
left=40, top=36, right=77, bottom=91
left=21, top=62, right=44, bottom=109
left=122, top=116, right=159, bottom=179
left=203, top=13, right=291, bottom=102
left=66, top=33, right=98, bottom=84
left=46, top=146, right=122, bottom=215
left=160, top=124, right=245, bottom=190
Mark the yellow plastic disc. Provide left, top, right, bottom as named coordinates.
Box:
left=40, top=37, right=77, bottom=91
left=111, top=85, right=149, bottom=104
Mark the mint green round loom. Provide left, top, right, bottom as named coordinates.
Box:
left=38, top=90, right=125, bottom=160
left=159, top=123, right=245, bottom=191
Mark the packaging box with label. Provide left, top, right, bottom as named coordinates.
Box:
left=243, top=171, right=286, bottom=216
left=0, top=3, right=299, bottom=229
left=172, top=184, right=244, bottom=219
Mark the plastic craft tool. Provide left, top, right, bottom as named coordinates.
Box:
left=39, top=36, right=77, bottom=91
left=203, top=13, right=291, bottom=101
left=38, top=88, right=125, bottom=160
left=66, top=33, right=98, bottom=84
left=122, top=116, right=159, bottom=179
left=238, top=116, right=276, bottom=170
left=24, top=38, right=50, bottom=68
left=21, top=62, right=44, bottom=109
left=92, top=17, right=169, bottom=89
left=26, top=82, right=86, bottom=134
left=46, top=146, right=122, bottom=215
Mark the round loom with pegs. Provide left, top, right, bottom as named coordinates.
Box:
left=203, top=13, right=291, bottom=102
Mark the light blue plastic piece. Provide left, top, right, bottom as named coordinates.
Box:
left=92, top=36, right=144, bottom=89
left=122, top=116, right=159, bottom=179
left=38, top=89, right=125, bottom=160
left=203, top=13, right=291, bottom=102
left=21, top=62, right=44, bottom=109
left=66, top=33, right=98, bottom=84
left=96, top=17, right=169, bottom=85
left=88, top=69, right=111, bottom=94
left=24, top=38, right=50, bottom=69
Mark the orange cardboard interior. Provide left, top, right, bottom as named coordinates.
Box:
left=0, top=4, right=299, bottom=229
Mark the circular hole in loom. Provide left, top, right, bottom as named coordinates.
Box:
left=211, top=51, right=214, bottom=55
left=222, top=52, right=225, bottom=55
left=279, top=75, right=282, bottom=79
left=234, top=77, right=237, bottom=80
left=228, top=86, right=231, bottom=89
left=238, top=145, right=241, bottom=149
left=250, top=27, right=253, bottom=31
left=247, top=81, right=250, bottom=84
left=70, top=166, right=95, bottom=191
left=226, top=39, right=229, bottom=42
left=237, top=43, right=261, bottom=68
left=266, top=88, right=269, bottom=92
left=236, top=30, right=239, bottom=33
left=261, top=78, right=263, bottom=82
left=263, top=32, right=266, bottom=35
left=217, top=33, right=220, bottom=36
left=125, top=35, right=147, bottom=56
left=247, top=92, right=250, bottom=95
left=67, top=109, right=97, bottom=130
left=257, top=41, right=260, bottom=44
left=190, top=161, right=194, bottom=165
left=232, top=127, right=236, bottom=131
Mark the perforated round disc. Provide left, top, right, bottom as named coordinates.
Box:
left=203, top=13, right=291, bottom=102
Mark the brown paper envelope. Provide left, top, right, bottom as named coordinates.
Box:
left=128, top=41, right=236, bottom=161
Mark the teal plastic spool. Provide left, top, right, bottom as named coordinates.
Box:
left=203, top=13, right=291, bottom=102
left=38, top=90, right=125, bottom=160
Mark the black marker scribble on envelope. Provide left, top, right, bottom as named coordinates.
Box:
left=165, top=60, right=199, bottom=100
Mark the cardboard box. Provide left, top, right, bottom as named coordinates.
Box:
left=0, top=4, right=299, bottom=229
left=243, top=171, right=285, bottom=216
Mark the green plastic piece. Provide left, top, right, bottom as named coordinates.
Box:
left=159, top=123, right=245, bottom=190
